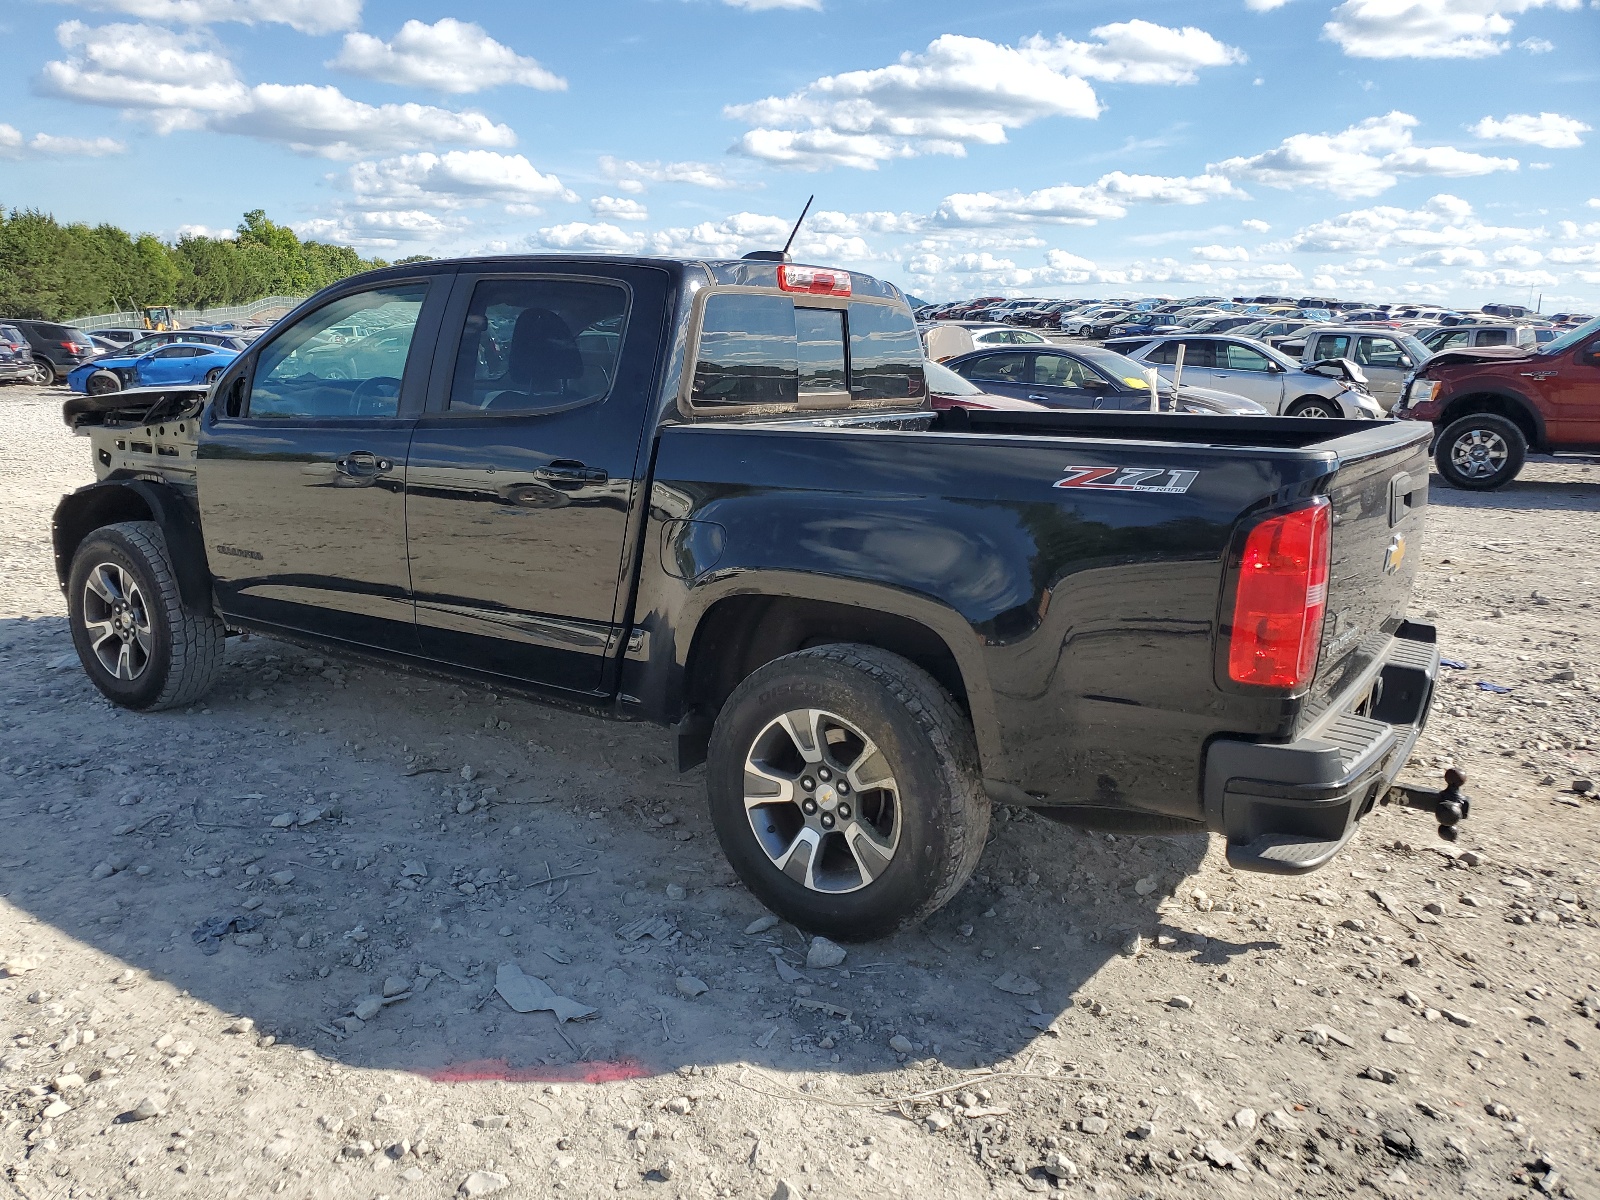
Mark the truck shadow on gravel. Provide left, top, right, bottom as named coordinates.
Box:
left=0, top=616, right=1222, bottom=1085
left=1427, top=469, right=1597, bottom=513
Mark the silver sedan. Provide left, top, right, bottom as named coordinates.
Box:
left=1103, top=334, right=1385, bottom=418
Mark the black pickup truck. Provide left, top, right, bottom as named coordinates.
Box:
left=53, top=254, right=1441, bottom=939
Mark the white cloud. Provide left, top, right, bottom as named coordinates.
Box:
left=1461, top=267, right=1560, bottom=288
left=173, top=223, right=237, bottom=240
left=1549, top=244, right=1600, bottom=264
left=723, top=0, right=821, bottom=8
left=597, top=156, right=736, bottom=190
left=329, top=19, right=564, bottom=94
left=1494, top=245, right=1546, bottom=266
left=1212, top=111, right=1518, bottom=198
left=1241, top=218, right=1271, bottom=232
left=1402, top=247, right=1488, bottom=267
left=727, top=23, right=1240, bottom=169
left=294, top=208, right=465, bottom=250
left=41, top=22, right=517, bottom=158
left=1323, top=0, right=1581, bottom=60
left=348, top=151, right=573, bottom=208
left=1245, top=0, right=1294, bottom=9
left=935, top=171, right=1242, bottom=227
left=1520, top=36, right=1554, bottom=51
left=50, top=0, right=360, bottom=34
left=1020, top=21, right=1245, bottom=85
left=0, top=123, right=124, bottom=158
left=1471, top=111, right=1590, bottom=148
left=590, top=195, right=649, bottom=221
left=1279, top=193, right=1545, bottom=254
left=1192, top=244, right=1250, bottom=261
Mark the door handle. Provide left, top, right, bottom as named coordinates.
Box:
left=534, top=461, right=607, bottom=486
left=1027, top=394, right=1052, bottom=401
left=336, top=451, right=388, bottom=477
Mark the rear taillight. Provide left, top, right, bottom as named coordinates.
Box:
left=778, top=264, right=851, bottom=297
left=1227, top=499, right=1331, bottom=690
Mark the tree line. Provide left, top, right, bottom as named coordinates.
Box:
left=0, top=207, right=424, bottom=321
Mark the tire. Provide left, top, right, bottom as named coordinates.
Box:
left=1434, top=412, right=1526, bottom=490
left=27, top=357, right=53, bottom=386
left=1285, top=396, right=1340, bottom=418
left=67, top=521, right=225, bottom=711
left=86, top=370, right=122, bottom=396
left=204, top=368, right=223, bottom=386
left=706, top=644, right=990, bottom=940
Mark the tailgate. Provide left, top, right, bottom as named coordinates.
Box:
left=1300, top=424, right=1432, bottom=728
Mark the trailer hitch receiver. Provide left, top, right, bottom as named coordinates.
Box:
left=1382, top=768, right=1469, bottom=841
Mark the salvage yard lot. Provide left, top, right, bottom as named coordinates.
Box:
left=1, top=381, right=1597, bottom=1199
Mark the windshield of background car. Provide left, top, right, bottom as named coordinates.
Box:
left=1540, top=314, right=1600, bottom=356
left=923, top=358, right=984, bottom=396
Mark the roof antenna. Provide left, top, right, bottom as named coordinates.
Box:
left=743, top=195, right=814, bottom=262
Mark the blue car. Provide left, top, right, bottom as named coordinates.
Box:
left=68, top=341, right=240, bottom=395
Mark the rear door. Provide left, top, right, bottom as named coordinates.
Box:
left=197, top=277, right=445, bottom=650
left=955, top=352, right=1034, bottom=401
left=404, top=264, right=671, bottom=693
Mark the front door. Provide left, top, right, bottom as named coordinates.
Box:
left=404, top=265, right=671, bottom=694
left=1209, top=340, right=1287, bottom=411
left=1353, top=333, right=1411, bottom=411
left=1027, top=352, right=1119, bottom=409
left=1541, top=336, right=1600, bottom=448
left=196, top=278, right=445, bottom=651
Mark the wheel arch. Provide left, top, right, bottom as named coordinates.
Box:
left=1437, top=389, right=1545, bottom=452
left=53, top=480, right=215, bottom=614
left=671, top=572, right=1003, bottom=777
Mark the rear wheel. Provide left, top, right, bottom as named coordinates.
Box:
left=26, top=357, right=53, bottom=386
left=706, top=645, right=990, bottom=940
left=1285, top=396, right=1339, bottom=418
left=68, top=521, right=225, bottom=711
left=1434, top=412, right=1526, bottom=490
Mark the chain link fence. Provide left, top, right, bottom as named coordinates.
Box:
left=71, top=295, right=306, bottom=332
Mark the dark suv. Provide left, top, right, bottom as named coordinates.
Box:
left=1, top=318, right=100, bottom=383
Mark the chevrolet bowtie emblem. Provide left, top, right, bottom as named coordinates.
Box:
left=1383, top=533, right=1407, bottom=575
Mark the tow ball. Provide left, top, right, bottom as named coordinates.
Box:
left=1382, top=768, right=1470, bottom=842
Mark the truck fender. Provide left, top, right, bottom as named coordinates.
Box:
left=1439, top=386, right=1547, bottom=451
left=53, top=479, right=215, bottom=615
left=673, top=567, right=1007, bottom=780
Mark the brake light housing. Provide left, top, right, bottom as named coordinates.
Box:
left=778, top=264, right=851, bottom=297
left=1226, top=499, right=1332, bottom=690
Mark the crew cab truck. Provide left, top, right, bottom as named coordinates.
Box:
left=54, top=254, right=1440, bottom=940
left=1396, top=314, right=1600, bottom=489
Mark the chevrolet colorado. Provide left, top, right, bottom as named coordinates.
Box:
left=54, top=254, right=1440, bottom=938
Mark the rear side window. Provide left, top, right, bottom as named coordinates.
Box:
left=1476, top=328, right=1510, bottom=346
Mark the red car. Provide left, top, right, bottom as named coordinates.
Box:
left=1394, top=315, right=1600, bottom=489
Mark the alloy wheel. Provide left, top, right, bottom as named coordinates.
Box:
left=81, top=562, right=153, bottom=681
left=743, top=708, right=901, bottom=894
left=1449, top=428, right=1509, bottom=480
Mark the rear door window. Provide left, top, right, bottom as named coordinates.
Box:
left=1177, top=340, right=1217, bottom=369
left=449, top=277, right=628, bottom=414
left=961, top=353, right=1031, bottom=383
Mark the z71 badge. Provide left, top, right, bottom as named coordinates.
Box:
left=1053, top=466, right=1199, bottom=494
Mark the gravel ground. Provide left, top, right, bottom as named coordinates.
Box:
left=1, top=380, right=1597, bottom=1200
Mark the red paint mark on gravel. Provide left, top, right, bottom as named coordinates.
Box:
left=421, top=1058, right=649, bottom=1084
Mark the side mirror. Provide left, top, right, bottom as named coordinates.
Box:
left=1082, top=378, right=1111, bottom=391
left=1398, top=355, right=1413, bottom=368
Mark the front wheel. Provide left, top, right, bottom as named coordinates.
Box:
left=204, top=367, right=223, bottom=385
left=1434, top=412, right=1526, bottom=490
left=1285, top=396, right=1340, bottom=418
left=86, top=370, right=122, bottom=396
left=706, top=645, right=990, bottom=941
left=68, top=521, right=225, bottom=711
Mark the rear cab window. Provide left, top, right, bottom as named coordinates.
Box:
left=686, top=289, right=924, bottom=416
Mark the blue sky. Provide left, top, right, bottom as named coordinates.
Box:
left=2, top=0, right=1598, bottom=308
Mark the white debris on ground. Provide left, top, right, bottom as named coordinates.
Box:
left=0, top=381, right=1597, bottom=1198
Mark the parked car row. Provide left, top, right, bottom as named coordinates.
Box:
left=0, top=317, right=267, bottom=391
